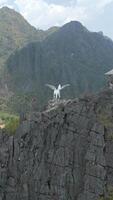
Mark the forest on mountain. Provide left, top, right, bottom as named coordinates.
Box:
left=0, top=7, right=113, bottom=114
left=7, top=21, right=113, bottom=111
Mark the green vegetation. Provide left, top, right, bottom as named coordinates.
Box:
left=107, top=134, right=113, bottom=140
left=0, top=6, right=45, bottom=64
left=0, top=6, right=58, bottom=69
left=7, top=93, right=39, bottom=113
left=1, top=7, right=113, bottom=113
left=0, top=7, right=59, bottom=113
left=108, top=187, right=113, bottom=200
left=5, top=116, right=19, bottom=135
left=97, top=104, right=113, bottom=140
left=99, top=186, right=113, bottom=200
left=7, top=21, right=113, bottom=110
left=0, top=112, right=19, bottom=134
left=98, top=112, right=113, bottom=128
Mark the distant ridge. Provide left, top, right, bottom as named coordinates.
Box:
left=60, top=21, right=88, bottom=31
left=0, top=6, right=59, bottom=112
left=0, top=6, right=59, bottom=68
left=0, top=6, right=44, bottom=65
left=6, top=20, right=113, bottom=112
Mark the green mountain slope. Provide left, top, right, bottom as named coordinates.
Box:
left=0, top=6, right=59, bottom=113
left=0, top=7, right=45, bottom=68
left=0, top=7, right=59, bottom=69
left=7, top=21, right=113, bottom=112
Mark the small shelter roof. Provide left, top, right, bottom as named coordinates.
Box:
left=105, top=69, right=113, bottom=75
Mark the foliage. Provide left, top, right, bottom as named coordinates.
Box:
left=5, top=116, right=19, bottom=135
left=7, top=21, right=113, bottom=110
left=99, top=186, right=113, bottom=200
left=0, top=7, right=58, bottom=113
left=0, top=112, right=19, bottom=134
left=97, top=103, right=113, bottom=140
left=98, top=112, right=113, bottom=128
left=0, top=7, right=45, bottom=58
left=108, top=187, right=113, bottom=200
left=7, top=93, right=39, bottom=114
left=1, top=8, right=113, bottom=112
left=0, top=6, right=58, bottom=69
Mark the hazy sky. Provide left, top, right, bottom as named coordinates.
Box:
left=0, top=0, right=113, bottom=39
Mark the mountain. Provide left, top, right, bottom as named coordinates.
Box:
left=0, top=6, right=59, bottom=74
left=0, top=7, right=59, bottom=112
left=7, top=21, right=113, bottom=111
left=1, top=89, right=113, bottom=200
left=0, top=7, right=45, bottom=68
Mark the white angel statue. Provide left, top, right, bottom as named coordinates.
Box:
left=45, top=84, right=70, bottom=99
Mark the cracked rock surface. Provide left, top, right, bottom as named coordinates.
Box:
left=0, top=90, right=113, bottom=200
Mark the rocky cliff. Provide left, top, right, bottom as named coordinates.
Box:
left=0, top=89, right=113, bottom=200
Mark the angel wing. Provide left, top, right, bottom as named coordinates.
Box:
left=61, top=84, right=70, bottom=90
left=45, top=84, right=56, bottom=90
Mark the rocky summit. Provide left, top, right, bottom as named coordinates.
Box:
left=7, top=20, right=113, bottom=112
left=1, top=7, right=113, bottom=113
left=0, top=89, right=113, bottom=200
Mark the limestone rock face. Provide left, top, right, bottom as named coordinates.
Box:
left=0, top=90, right=113, bottom=200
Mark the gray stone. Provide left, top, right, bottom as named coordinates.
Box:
left=0, top=90, right=113, bottom=200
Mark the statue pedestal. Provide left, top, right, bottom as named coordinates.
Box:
left=46, top=99, right=67, bottom=110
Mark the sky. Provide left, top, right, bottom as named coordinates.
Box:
left=0, top=0, right=113, bottom=39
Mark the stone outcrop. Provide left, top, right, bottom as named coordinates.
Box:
left=0, top=90, right=113, bottom=200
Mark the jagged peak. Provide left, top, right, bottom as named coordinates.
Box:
left=60, top=20, right=88, bottom=32
left=0, top=6, right=37, bottom=30
left=1, top=6, right=11, bottom=10
left=0, top=6, right=18, bottom=14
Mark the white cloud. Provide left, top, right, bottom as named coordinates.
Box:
left=0, top=0, right=113, bottom=38
left=0, top=0, right=15, bottom=8
left=76, top=0, right=113, bottom=27
left=14, top=0, right=86, bottom=29
left=0, top=0, right=7, bottom=4
left=0, top=0, right=8, bottom=7
left=13, top=0, right=113, bottom=30
left=77, top=0, right=113, bottom=7
left=97, top=0, right=113, bottom=9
